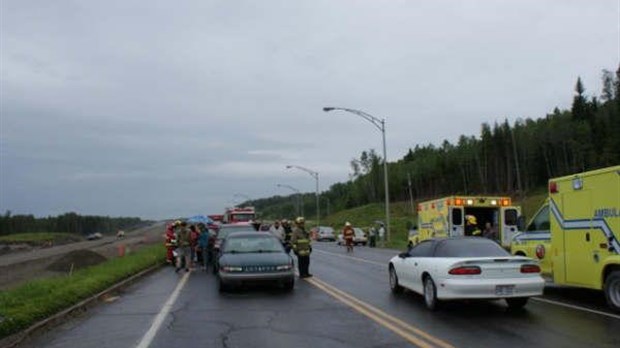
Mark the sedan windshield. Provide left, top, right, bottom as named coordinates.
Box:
left=217, top=226, right=255, bottom=240
left=223, top=236, right=283, bottom=253
left=434, top=239, right=509, bottom=257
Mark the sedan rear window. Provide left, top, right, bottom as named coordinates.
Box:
left=223, top=236, right=283, bottom=253
left=434, top=239, right=509, bottom=257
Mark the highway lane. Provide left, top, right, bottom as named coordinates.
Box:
left=17, top=242, right=620, bottom=348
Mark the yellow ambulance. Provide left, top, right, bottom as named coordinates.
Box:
left=511, top=165, right=620, bottom=311
left=415, top=195, right=521, bottom=249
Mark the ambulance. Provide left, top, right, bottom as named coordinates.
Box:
left=511, top=165, right=620, bottom=311
left=415, top=195, right=521, bottom=249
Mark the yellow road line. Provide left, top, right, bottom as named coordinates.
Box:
left=305, top=277, right=455, bottom=348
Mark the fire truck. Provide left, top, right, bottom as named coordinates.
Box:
left=222, top=206, right=256, bottom=224
left=415, top=195, right=521, bottom=249
left=511, top=165, right=620, bottom=311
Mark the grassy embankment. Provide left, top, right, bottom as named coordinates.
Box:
left=0, top=244, right=165, bottom=339
left=0, top=233, right=83, bottom=245
left=320, top=190, right=549, bottom=250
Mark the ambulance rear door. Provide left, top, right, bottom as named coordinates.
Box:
left=450, top=207, right=464, bottom=237
left=501, top=206, right=520, bottom=248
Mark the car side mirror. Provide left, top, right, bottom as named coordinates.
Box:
left=398, top=252, right=409, bottom=259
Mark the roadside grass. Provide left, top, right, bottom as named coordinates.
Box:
left=0, top=232, right=82, bottom=245
left=0, top=244, right=164, bottom=339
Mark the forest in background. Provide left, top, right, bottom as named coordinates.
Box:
left=255, top=67, right=620, bottom=219
left=0, top=211, right=146, bottom=236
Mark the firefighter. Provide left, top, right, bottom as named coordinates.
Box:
left=164, top=222, right=178, bottom=265
left=291, top=217, right=312, bottom=278
left=282, top=219, right=293, bottom=253
left=342, top=222, right=355, bottom=253
left=465, top=215, right=481, bottom=236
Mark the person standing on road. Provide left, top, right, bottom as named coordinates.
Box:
left=282, top=219, right=293, bottom=253
left=197, top=223, right=213, bottom=271
left=269, top=220, right=285, bottom=242
left=189, top=225, right=200, bottom=269
left=483, top=222, right=498, bottom=241
left=175, top=221, right=191, bottom=273
left=342, top=222, right=355, bottom=253
left=164, top=223, right=177, bottom=265
left=291, top=217, right=312, bottom=278
left=369, top=226, right=377, bottom=248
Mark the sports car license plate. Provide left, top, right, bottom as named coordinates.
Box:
left=495, top=285, right=515, bottom=296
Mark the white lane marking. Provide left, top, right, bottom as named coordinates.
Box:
left=316, top=249, right=620, bottom=320
left=532, top=297, right=620, bottom=320
left=135, top=271, right=190, bottom=348
left=313, top=248, right=385, bottom=267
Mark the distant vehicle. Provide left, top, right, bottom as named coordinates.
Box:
left=388, top=238, right=544, bottom=310
left=212, top=223, right=256, bottom=273
left=337, top=227, right=367, bottom=246
left=223, top=206, right=256, bottom=224
left=315, top=226, right=336, bottom=242
left=217, top=232, right=294, bottom=292
left=86, top=232, right=103, bottom=240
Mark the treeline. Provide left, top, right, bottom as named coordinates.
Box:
left=252, top=67, right=620, bottom=218
left=0, top=211, right=147, bottom=236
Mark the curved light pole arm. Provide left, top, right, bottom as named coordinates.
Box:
left=322, top=106, right=390, bottom=243
left=323, top=107, right=384, bottom=132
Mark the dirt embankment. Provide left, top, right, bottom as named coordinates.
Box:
left=0, top=223, right=166, bottom=291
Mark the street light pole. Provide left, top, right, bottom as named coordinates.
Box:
left=276, top=184, right=303, bottom=217
left=323, top=107, right=390, bottom=243
left=286, top=165, right=319, bottom=228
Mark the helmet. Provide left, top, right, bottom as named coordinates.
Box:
left=174, top=220, right=182, bottom=227
left=345, top=222, right=351, bottom=227
left=295, top=217, right=305, bottom=224
left=466, top=215, right=477, bottom=225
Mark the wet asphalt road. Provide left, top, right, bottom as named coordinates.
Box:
left=19, top=242, right=620, bottom=348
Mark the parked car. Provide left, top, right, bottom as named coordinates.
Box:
left=86, top=232, right=103, bottom=240
left=337, top=227, right=367, bottom=246
left=388, top=237, right=544, bottom=310
left=212, top=223, right=256, bottom=273
left=315, top=226, right=336, bottom=241
left=217, top=232, right=294, bottom=292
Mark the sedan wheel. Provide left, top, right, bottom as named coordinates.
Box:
left=218, top=278, right=229, bottom=293
left=389, top=266, right=403, bottom=294
left=423, top=276, right=439, bottom=311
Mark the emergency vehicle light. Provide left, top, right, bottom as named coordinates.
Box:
left=466, top=199, right=474, bottom=205
left=455, top=198, right=463, bottom=206
left=549, top=181, right=558, bottom=193
left=491, top=200, right=498, bottom=205
left=501, top=199, right=511, bottom=206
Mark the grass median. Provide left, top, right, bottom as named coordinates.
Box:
left=0, top=244, right=165, bottom=339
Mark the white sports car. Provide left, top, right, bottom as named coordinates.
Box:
left=388, top=237, right=545, bottom=310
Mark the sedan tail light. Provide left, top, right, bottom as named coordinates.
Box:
left=520, top=264, right=541, bottom=273
left=448, top=266, right=481, bottom=275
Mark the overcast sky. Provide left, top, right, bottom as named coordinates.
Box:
left=1, top=0, right=618, bottom=220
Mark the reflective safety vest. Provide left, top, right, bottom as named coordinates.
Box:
left=295, top=238, right=311, bottom=256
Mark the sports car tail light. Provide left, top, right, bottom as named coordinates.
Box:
left=448, top=266, right=481, bottom=275
left=520, top=264, right=541, bottom=273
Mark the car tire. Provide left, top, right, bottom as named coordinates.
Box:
left=389, top=266, right=403, bottom=294
left=506, top=297, right=529, bottom=309
left=283, top=278, right=295, bottom=292
left=423, top=276, right=439, bottom=311
left=604, top=270, right=620, bottom=312
left=218, top=278, right=229, bottom=293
